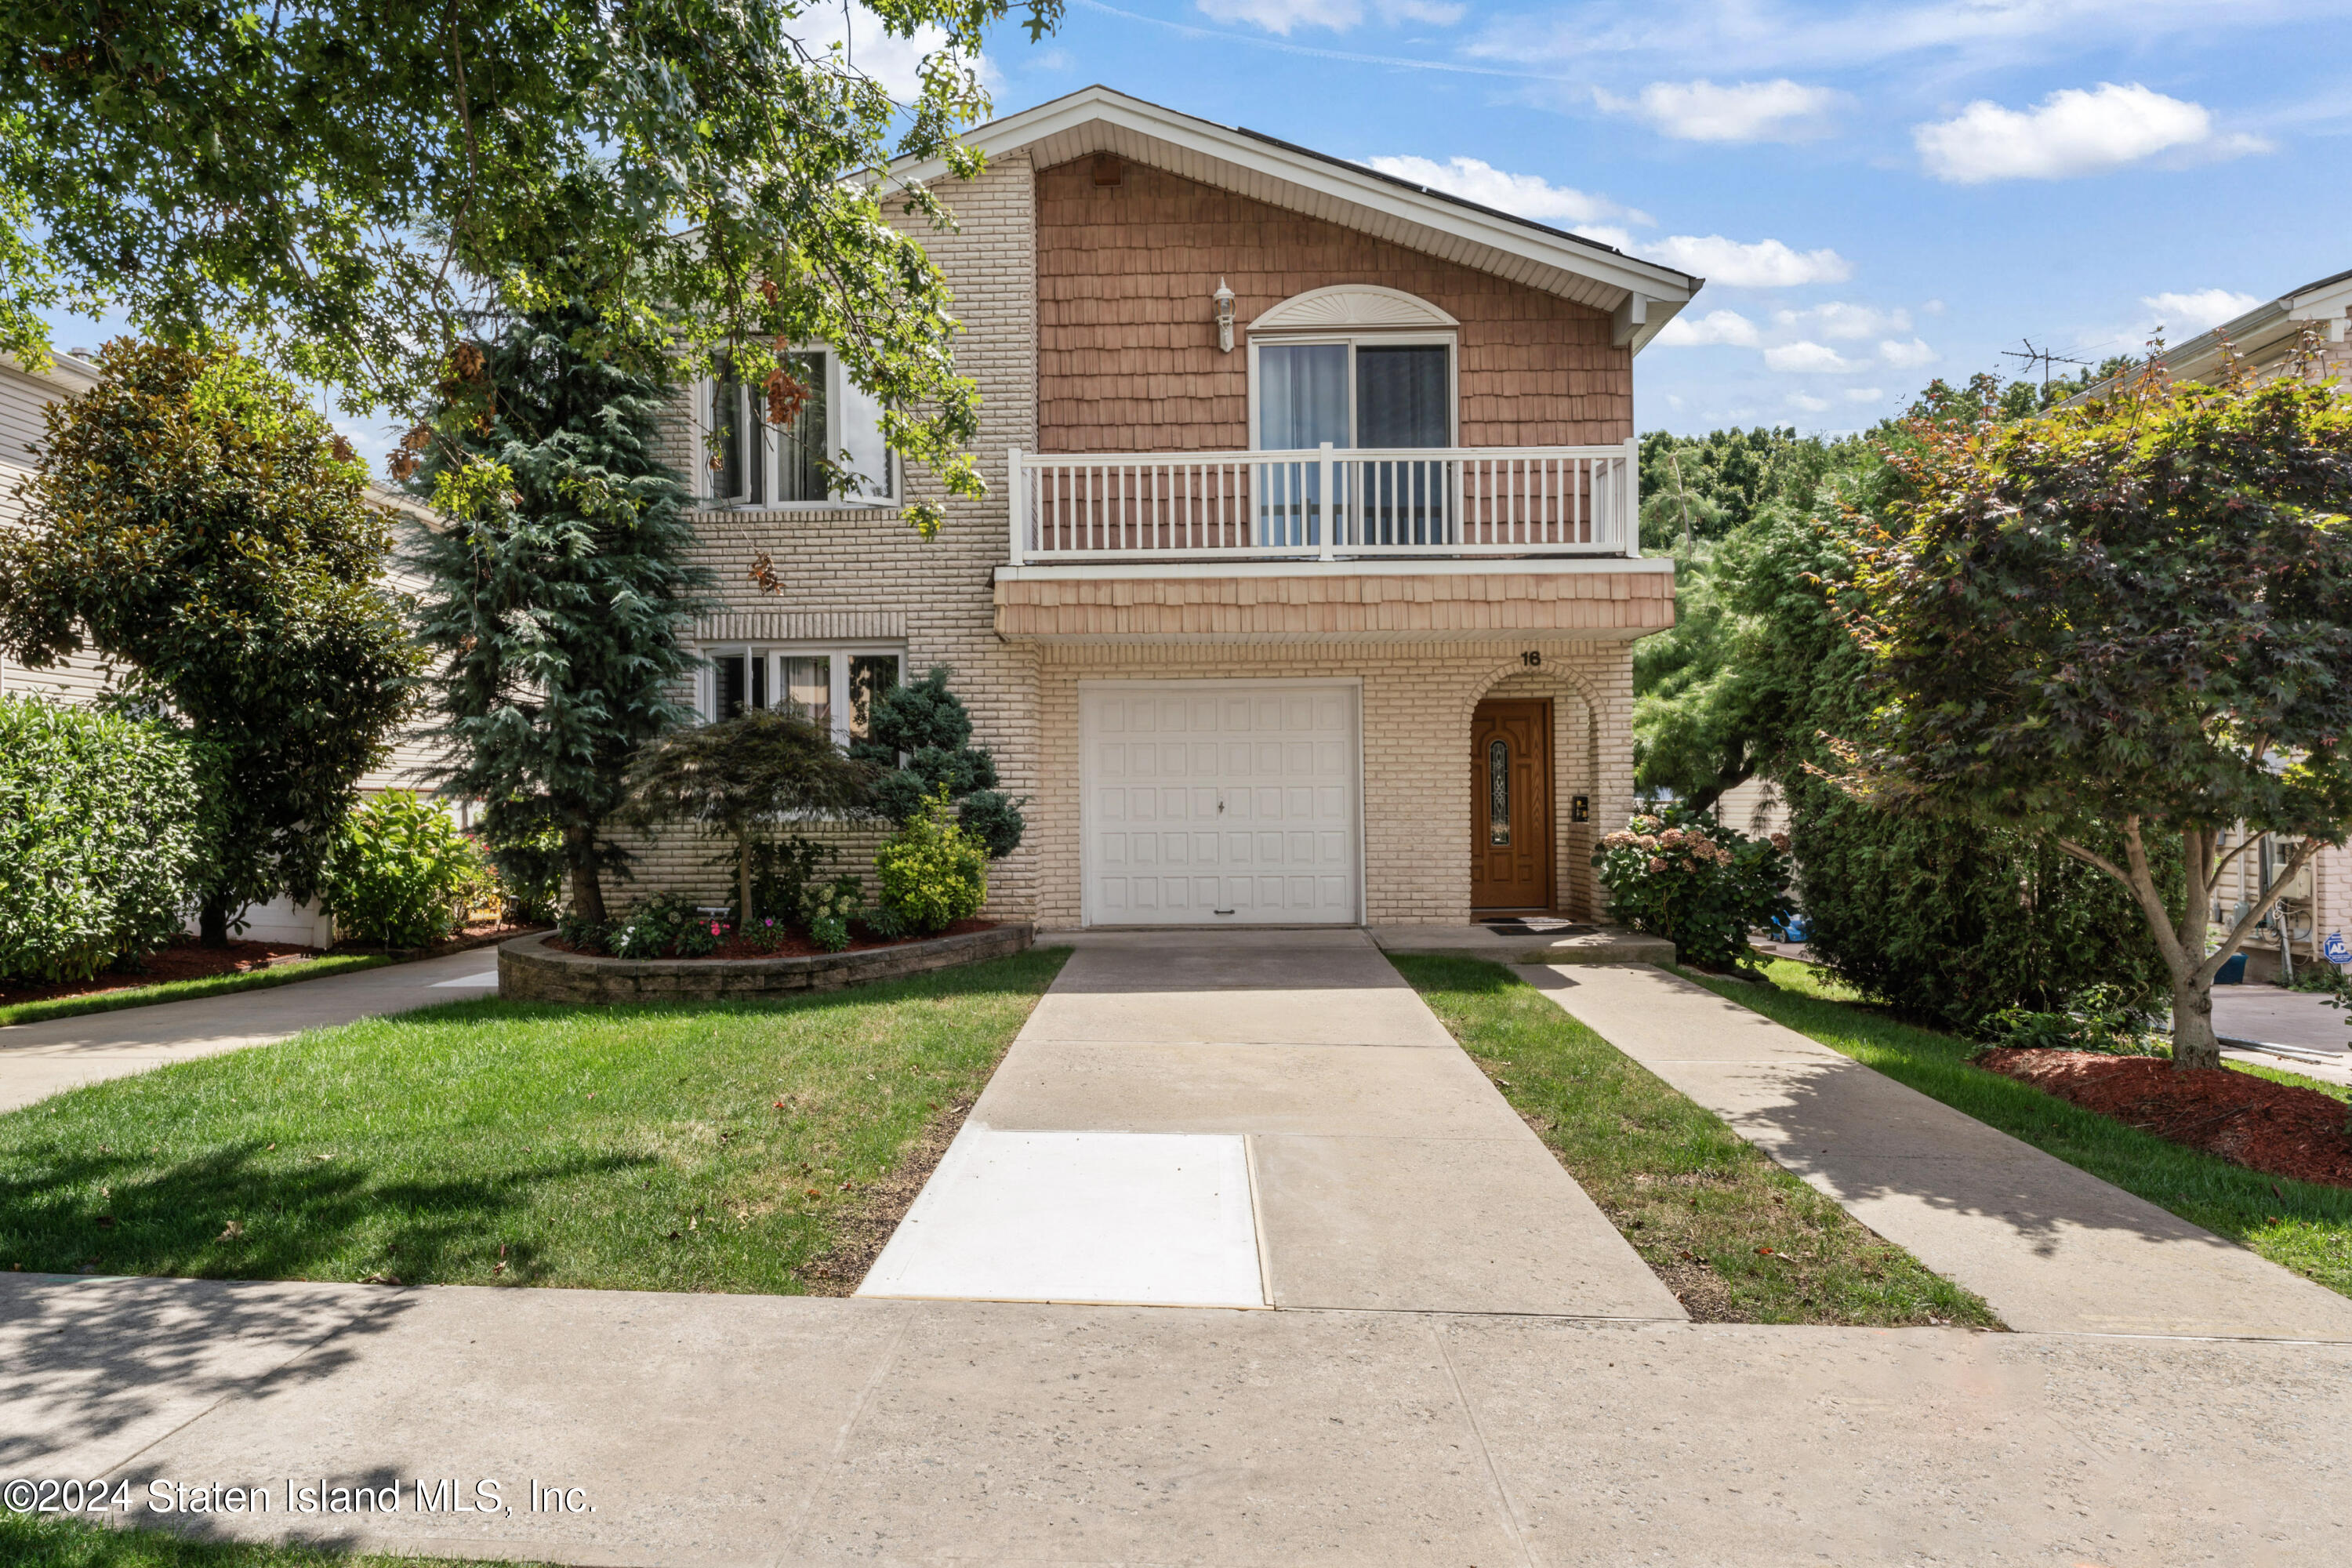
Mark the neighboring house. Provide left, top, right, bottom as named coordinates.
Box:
left=2056, top=267, right=2352, bottom=978
left=0, top=350, right=452, bottom=946
left=638, top=86, right=1699, bottom=927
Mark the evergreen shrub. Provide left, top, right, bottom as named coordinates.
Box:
left=0, top=695, right=206, bottom=982
left=874, top=789, right=987, bottom=935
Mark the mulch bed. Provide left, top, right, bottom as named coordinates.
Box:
left=1976, top=1047, right=2352, bottom=1189
left=0, top=936, right=322, bottom=1007
left=0, top=921, right=540, bottom=1008
left=552, top=917, right=1000, bottom=962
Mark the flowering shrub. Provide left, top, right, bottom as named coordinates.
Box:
left=318, top=792, right=492, bottom=949
left=1593, top=805, right=1792, bottom=971
left=800, top=873, right=866, bottom=953
left=874, top=788, right=987, bottom=935
left=598, top=894, right=722, bottom=959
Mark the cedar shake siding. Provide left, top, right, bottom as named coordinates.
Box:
left=1035, top=158, right=1633, bottom=455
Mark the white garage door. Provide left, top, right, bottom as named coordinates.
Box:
left=1082, top=682, right=1360, bottom=925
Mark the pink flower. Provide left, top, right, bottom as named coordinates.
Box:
left=710, top=921, right=724, bottom=937
left=1647, top=857, right=1669, bottom=875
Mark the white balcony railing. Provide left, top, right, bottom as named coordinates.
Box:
left=1006, top=441, right=1640, bottom=565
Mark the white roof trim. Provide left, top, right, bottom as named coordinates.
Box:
left=1248, top=284, right=1458, bottom=334
left=890, top=86, right=1699, bottom=336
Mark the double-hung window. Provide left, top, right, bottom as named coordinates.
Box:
left=1250, top=336, right=1455, bottom=547
left=702, top=349, right=894, bottom=508
left=702, top=645, right=902, bottom=749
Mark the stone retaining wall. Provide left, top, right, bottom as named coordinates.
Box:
left=496, top=924, right=1034, bottom=1005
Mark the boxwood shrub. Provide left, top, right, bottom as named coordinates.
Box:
left=0, top=695, right=206, bottom=982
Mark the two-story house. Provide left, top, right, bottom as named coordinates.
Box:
left=649, top=85, right=1699, bottom=929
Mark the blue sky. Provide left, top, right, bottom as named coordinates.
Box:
left=36, top=1, right=2351, bottom=448
left=967, top=0, right=2352, bottom=435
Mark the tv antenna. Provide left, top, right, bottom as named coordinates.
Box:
left=2000, top=336, right=2091, bottom=393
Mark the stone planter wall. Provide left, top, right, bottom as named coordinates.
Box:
left=496, top=924, right=1035, bottom=1005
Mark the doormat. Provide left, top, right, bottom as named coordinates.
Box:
left=1478, top=918, right=1597, bottom=938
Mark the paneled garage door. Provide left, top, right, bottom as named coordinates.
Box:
left=1082, top=682, right=1361, bottom=925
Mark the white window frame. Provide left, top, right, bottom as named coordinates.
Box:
left=1244, top=331, right=1461, bottom=452
left=694, top=348, right=895, bottom=510
left=695, top=643, right=906, bottom=749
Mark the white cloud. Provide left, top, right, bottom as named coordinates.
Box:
left=1653, top=309, right=1763, bottom=348
left=1645, top=234, right=1852, bottom=288
left=1879, top=338, right=1939, bottom=368
left=1842, top=387, right=1886, bottom=402
left=1362, top=155, right=1652, bottom=226
left=1596, top=78, right=1841, bottom=143
left=1788, top=393, right=1832, bottom=413
left=802, top=5, right=993, bottom=102
left=1773, top=302, right=1912, bottom=340
left=2141, top=289, right=2261, bottom=332
left=1765, top=340, right=1867, bottom=373
left=1913, top=82, right=2264, bottom=183
left=1196, top=0, right=1463, bottom=34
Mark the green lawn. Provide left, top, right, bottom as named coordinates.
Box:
left=1392, top=954, right=1998, bottom=1327
left=0, top=1515, right=518, bottom=1568
left=0, top=956, right=394, bottom=1029
left=0, top=949, right=1068, bottom=1292
left=1689, top=960, right=2352, bottom=1298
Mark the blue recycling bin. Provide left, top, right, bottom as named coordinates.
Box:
left=2215, top=952, right=2248, bottom=985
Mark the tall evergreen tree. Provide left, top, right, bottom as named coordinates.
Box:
left=408, top=303, right=708, bottom=923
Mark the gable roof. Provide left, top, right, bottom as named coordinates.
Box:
left=891, top=85, right=1700, bottom=352
left=2063, top=264, right=2352, bottom=402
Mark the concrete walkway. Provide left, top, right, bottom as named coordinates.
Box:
left=7, top=1272, right=2350, bottom=1566
left=0, top=949, right=504, bottom=1112
left=1526, top=963, right=2352, bottom=1341
left=862, top=929, right=1684, bottom=1319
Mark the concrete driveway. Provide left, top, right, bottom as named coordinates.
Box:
left=0, top=948, right=505, bottom=1112
left=858, top=929, right=1683, bottom=1319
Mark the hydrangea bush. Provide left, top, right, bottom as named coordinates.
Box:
left=1594, top=804, right=1793, bottom=972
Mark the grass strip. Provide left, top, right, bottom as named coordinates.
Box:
left=1391, top=953, right=1998, bottom=1327
left=0, top=948, right=1069, bottom=1292
left=0, top=956, right=395, bottom=1029
left=1690, top=960, right=2352, bottom=1299
left=0, top=1514, right=523, bottom=1568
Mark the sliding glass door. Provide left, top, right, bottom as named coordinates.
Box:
left=1254, top=339, right=1454, bottom=549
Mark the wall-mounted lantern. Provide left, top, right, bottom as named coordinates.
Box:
left=1214, top=278, right=1235, bottom=354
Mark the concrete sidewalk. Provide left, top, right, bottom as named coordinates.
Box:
left=860, top=929, right=1684, bottom=1319
left=7, top=1272, right=2350, bottom=1566
left=0, top=949, right=505, bottom=1113
left=1526, top=963, right=2352, bottom=1341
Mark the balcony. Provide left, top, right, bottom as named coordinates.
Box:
left=994, top=441, right=1668, bottom=646
left=1005, top=442, right=1640, bottom=564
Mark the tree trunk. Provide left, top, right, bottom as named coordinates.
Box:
left=2061, top=820, right=2320, bottom=1073
left=739, top=833, right=756, bottom=927
left=198, top=895, right=231, bottom=949
left=564, top=823, right=607, bottom=924
left=2170, top=971, right=2223, bottom=1071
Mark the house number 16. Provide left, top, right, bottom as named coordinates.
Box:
left=1520, top=650, right=1542, bottom=667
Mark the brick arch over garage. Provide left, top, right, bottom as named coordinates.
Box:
left=1464, top=656, right=1608, bottom=919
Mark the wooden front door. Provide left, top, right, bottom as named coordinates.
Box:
left=1471, top=699, right=1554, bottom=911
